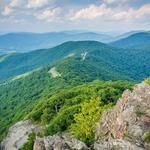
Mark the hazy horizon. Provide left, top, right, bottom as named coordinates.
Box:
left=0, top=29, right=149, bottom=37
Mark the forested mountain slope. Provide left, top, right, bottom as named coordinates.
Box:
left=0, top=41, right=128, bottom=81
left=0, top=63, right=133, bottom=142
left=0, top=40, right=137, bottom=142
left=0, top=40, right=150, bottom=82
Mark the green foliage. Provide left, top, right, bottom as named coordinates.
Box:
left=1, top=41, right=127, bottom=81
left=19, top=132, right=36, bottom=150
left=145, top=77, right=150, bottom=85
left=68, top=98, right=111, bottom=144
left=124, top=131, right=129, bottom=138
left=26, top=80, right=133, bottom=144
left=135, top=109, right=145, bottom=117
left=44, top=105, right=79, bottom=136
left=144, top=131, right=150, bottom=143
left=0, top=40, right=149, bottom=145
left=0, top=67, right=72, bottom=141
left=55, top=57, right=131, bottom=84
left=28, top=80, right=132, bottom=124
left=135, top=105, right=146, bottom=117
left=2, top=40, right=150, bottom=82
left=112, top=32, right=150, bottom=51
left=0, top=57, right=133, bottom=142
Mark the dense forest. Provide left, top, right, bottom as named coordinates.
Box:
left=0, top=63, right=133, bottom=142
left=0, top=39, right=150, bottom=81
left=0, top=31, right=150, bottom=150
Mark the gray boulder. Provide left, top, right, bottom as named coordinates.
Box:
left=33, top=134, right=88, bottom=150
left=0, top=120, right=41, bottom=150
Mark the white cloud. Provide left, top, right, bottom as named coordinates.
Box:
left=1, top=0, right=61, bottom=22
left=113, top=4, right=150, bottom=21
left=71, top=4, right=111, bottom=20
left=9, top=0, right=23, bottom=8
left=0, top=0, right=149, bottom=31
left=27, top=0, right=49, bottom=9
left=0, top=13, right=25, bottom=23
left=36, top=7, right=61, bottom=22
left=71, top=3, right=150, bottom=22
left=138, top=4, right=150, bottom=16
left=1, top=6, right=13, bottom=16
left=1, top=0, right=24, bottom=16
left=103, top=0, right=129, bottom=4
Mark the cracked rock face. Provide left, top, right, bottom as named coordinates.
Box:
left=33, top=134, right=88, bottom=150
left=95, top=82, right=150, bottom=150
left=0, top=120, right=41, bottom=150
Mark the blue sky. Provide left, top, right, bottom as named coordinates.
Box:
left=0, top=0, right=150, bottom=32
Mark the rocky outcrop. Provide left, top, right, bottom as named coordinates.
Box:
left=0, top=120, right=41, bottom=150
left=33, top=134, right=88, bottom=150
left=94, top=82, right=150, bottom=150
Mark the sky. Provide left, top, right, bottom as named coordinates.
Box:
left=0, top=0, right=150, bottom=33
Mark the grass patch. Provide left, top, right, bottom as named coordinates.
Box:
left=144, top=131, right=150, bottom=143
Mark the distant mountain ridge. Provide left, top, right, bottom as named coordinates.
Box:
left=0, top=32, right=113, bottom=53
left=111, top=32, right=150, bottom=50
left=0, top=30, right=149, bottom=54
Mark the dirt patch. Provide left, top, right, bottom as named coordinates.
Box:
left=48, top=67, right=61, bottom=78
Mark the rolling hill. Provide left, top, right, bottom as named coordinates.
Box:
left=0, top=40, right=150, bottom=82
left=111, top=32, right=150, bottom=50
left=0, top=41, right=128, bottom=81
left=0, top=32, right=112, bottom=53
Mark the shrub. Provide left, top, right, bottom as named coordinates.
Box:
left=144, top=131, right=150, bottom=143
left=44, top=105, right=80, bottom=136
left=135, top=105, right=145, bottom=117
left=124, top=131, right=129, bottom=138
left=68, top=98, right=111, bottom=145
left=145, top=77, right=150, bottom=85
